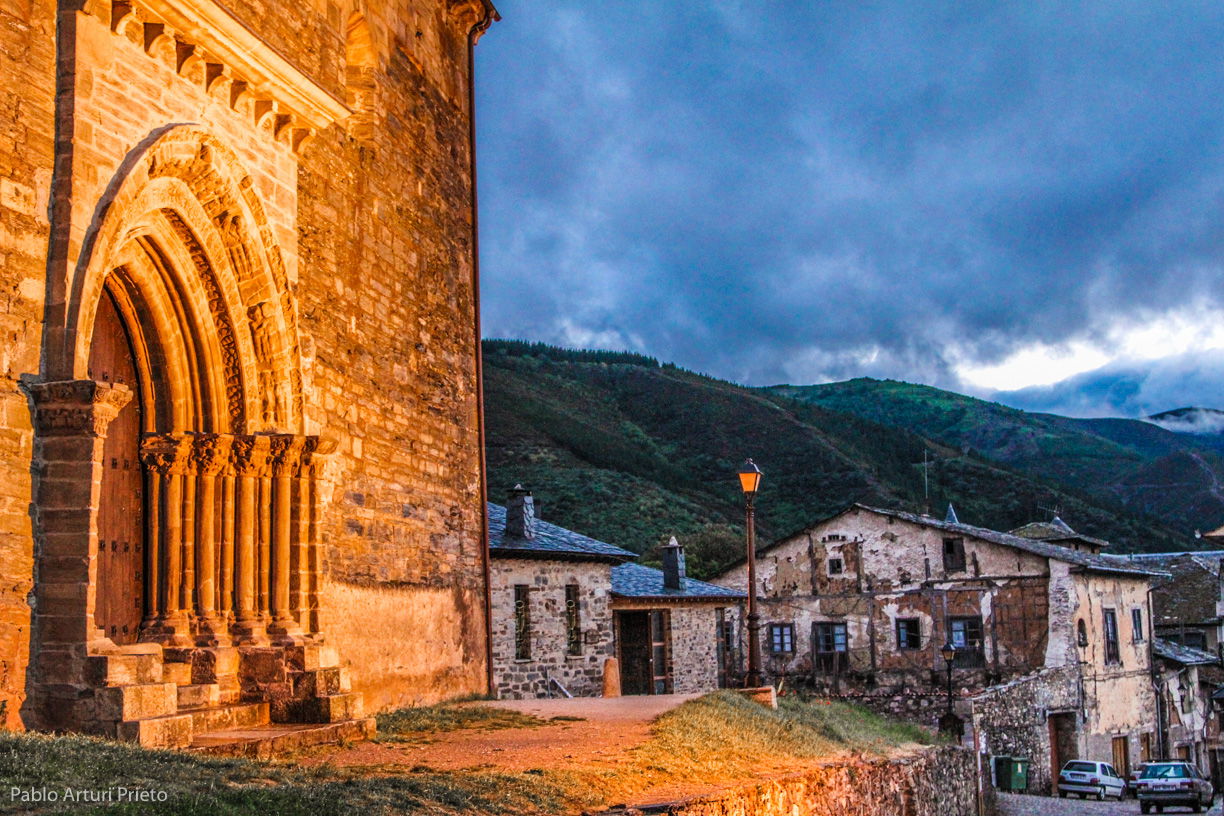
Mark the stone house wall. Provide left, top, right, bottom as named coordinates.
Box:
left=0, top=0, right=495, bottom=726
left=491, top=557, right=615, bottom=699
left=610, top=599, right=727, bottom=695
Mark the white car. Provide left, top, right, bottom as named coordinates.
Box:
left=1058, top=760, right=1127, bottom=800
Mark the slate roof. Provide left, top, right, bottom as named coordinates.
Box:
left=1122, top=552, right=1224, bottom=626
left=1010, top=517, right=1110, bottom=550
left=1154, top=637, right=1220, bottom=666
left=611, top=562, right=745, bottom=601
left=487, top=503, right=636, bottom=563
left=760, top=503, right=1165, bottom=578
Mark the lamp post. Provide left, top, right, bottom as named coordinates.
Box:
left=939, top=640, right=964, bottom=739
left=739, top=459, right=763, bottom=688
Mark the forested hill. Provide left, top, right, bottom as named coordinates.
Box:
left=482, top=341, right=1216, bottom=579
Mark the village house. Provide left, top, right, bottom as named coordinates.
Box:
left=1152, top=638, right=1222, bottom=780
left=490, top=488, right=742, bottom=699
left=715, top=503, right=1161, bottom=794
left=0, top=0, right=498, bottom=749
left=1124, top=550, right=1224, bottom=654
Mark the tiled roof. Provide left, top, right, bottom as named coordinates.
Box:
left=611, top=562, right=745, bottom=601
left=488, top=503, right=636, bottom=563
left=1009, top=517, right=1110, bottom=550
left=1154, top=637, right=1220, bottom=666
left=852, top=505, right=1162, bottom=578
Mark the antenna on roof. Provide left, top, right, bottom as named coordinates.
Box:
left=1037, top=502, right=1063, bottom=520
left=922, top=450, right=930, bottom=515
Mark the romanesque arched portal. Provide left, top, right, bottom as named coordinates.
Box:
left=26, top=126, right=350, bottom=738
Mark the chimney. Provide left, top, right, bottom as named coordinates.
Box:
left=505, top=484, right=536, bottom=540
left=661, top=535, right=686, bottom=590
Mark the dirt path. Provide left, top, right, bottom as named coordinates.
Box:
left=297, top=695, right=701, bottom=774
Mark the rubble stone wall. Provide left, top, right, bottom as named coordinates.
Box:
left=490, top=557, right=615, bottom=699
left=607, top=745, right=980, bottom=816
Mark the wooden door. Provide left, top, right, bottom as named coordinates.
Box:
left=617, top=611, right=652, bottom=695
left=88, top=290, right=144, bottom=644
left=1112, top=736, right=1130, bottom=780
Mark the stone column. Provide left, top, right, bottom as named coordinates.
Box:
left=218, top=442, right=236, bottom=626
left=191, top=433, right=231, bottom=646
left=292, top=437, right=320, bottom=636
left=229, top=435, right=269, bottom=644
left=27, top=380, right=133, bottom=657
left=267, top=434, right=304, bottom=643
left=138, top=433, right=193, bottom=646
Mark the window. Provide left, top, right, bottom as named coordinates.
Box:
left=1077, top=619, right=1088, bottom=648
left=1103, top=608, right=1120, bottom=665
left=1132, top=608, right=1144, bottom=643
left=896, top=618, right=921, bottom=650
left=942, top=537, right=966, bottom=572
left=513, top=585, right=531, bottom=660
left=827, top=557, right=843, bottom=576
left=814, top=622, right=848, bottom=672
left=949, top=616, right=984, bottom=667
left=769, top=623, right=795, bottom=654
left=565, top=584, right=582, bottom=656
left=650, top=610, right=670, bottom=694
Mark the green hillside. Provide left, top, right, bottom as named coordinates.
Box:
left=770, top=378, right=1224, bottom=535
left=483, top=343, right=1196, bottom=578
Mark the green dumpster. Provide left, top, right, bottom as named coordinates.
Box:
left=994, top=756, right=1013, bottom=790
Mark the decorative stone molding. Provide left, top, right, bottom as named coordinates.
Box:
left=27, top=379, right=133, bottom=437
left=89, top=0, right=351, bottom=155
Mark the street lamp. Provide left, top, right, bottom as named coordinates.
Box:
left=739, top=459, right=763, bottom=688
left=939, top=640, right=963, bottom=739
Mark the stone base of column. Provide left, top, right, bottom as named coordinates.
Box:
left=141, top=614, right=194, bottom=648
left=267, top=617, right=306, bottom=646
left=230, top=615, right=269, bottom=646
left=193, top=617, right=232, bottom=648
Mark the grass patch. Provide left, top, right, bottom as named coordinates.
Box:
left=0, top=694, right=932, bottom=815
left=374, top=703, right=555, bottom=744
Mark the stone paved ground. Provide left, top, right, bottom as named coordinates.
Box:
left=997, top=792, right=1222, bottom=815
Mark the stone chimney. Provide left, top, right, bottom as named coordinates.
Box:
left=661, top=535, right=686, bottom=590
left=505, top=484, right=536, bottom=540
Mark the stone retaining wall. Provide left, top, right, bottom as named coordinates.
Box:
left=603, top=745, right=983, bottom=816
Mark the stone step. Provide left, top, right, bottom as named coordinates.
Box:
left=87, top=652, right=162, bottom=686
left=162, top=661, right=193, bottom=685
left=177, top=683, right=221, bottom=709
left=97, top=682, right=177, bottom=721
left=187, top=701, right=270, bottom=733
left=187, top=718, right=376, bottom=759
left=292, top=667, right=346, bottom=697
left=116, top=712, right=193, bottom=749
left=272, top=691, right=363, bottom=724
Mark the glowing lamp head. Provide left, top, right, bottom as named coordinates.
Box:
left=941, top=641, right=957, bottom=663
left=738, top=459, right=763, bottom=495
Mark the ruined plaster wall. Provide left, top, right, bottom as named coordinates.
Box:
left=0, top=0, right=54, bottom=729
left=604, top=745, right=978, bottom=816
left=1161, top=663, right=1210, bottom=769
left=300, top=0, right=489, bottom=708
left=490, top=558, right=614, bottom=699
left=969, top=666, right=1082, bottom=794
left=717, top=510, right=1050, bottom=687
left=1072, top=572, right=1156, bottom=769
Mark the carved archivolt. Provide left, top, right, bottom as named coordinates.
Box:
left=65, top=126, right=306, bottom=435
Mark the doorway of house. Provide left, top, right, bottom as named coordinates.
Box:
left=1112, top=735, right=1131, bottom=781
left=87, top=288, right=145, bottom=645
left=616, top=610, right=671, bottom=695
left=1048, top=712, right=1078, bottom=787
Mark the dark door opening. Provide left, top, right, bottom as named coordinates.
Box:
left=616, top=610, right=671, bottom=695
left=88, top=289, right=145, bottom=644
left=1049, top=712, right=1078, bottom=790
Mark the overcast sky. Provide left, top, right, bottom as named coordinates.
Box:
left=474, top=2, right=1224, bottom=418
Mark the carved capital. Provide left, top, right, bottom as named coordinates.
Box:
left=267, top=434, right=304, bottom=478
left=230, top=434, right=272, bottom=477
left=139, top=433, right=193, bottom=474
left=190, top=433, right=233, bottom=476
left=26, top=379, right=133, bottom=438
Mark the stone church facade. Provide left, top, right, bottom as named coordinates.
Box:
left=0, top=0, right=496, bottom=744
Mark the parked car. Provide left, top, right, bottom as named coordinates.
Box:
left=1137, top=761, right=1214, bottom=813
left=1130, top=762, right=1155, bottom=798
left=1057, top=760, right=1126, bottom=800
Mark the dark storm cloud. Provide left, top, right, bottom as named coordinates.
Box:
left=474, top=2, right=1224, bottom=409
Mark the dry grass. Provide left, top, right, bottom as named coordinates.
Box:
left=374, top=703, right=554, bottom=744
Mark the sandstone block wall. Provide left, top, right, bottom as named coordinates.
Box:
left=667, top=605, right=722, bottom=695
left=605, top=745, right=980, bottom=816
left=0, top=0, right=494, bottom=722
left=491, top=558, right=615, bottom=699
left=0, top=0, right=54, bottom=730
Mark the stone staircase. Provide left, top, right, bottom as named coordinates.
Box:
left=87, top=642, right=374, bottom=753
